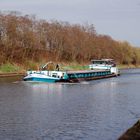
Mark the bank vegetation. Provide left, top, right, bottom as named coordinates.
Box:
left=0, top=12, right=140, bottom=71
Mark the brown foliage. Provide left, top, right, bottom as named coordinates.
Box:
left=0, top=12, right=140, bottom=66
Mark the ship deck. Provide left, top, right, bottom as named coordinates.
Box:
left=67, top=69, right=109, bottom=74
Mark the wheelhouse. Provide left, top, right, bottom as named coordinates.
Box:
left=91, top=59, right=116, bottom=67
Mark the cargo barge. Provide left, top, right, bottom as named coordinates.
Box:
left=23, top=59, right=120, bottom=83
left=65, top=69, right=116, bottom=82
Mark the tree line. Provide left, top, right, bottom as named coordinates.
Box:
left=0, top=12, right=140, bottom=66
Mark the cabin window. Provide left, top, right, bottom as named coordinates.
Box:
left=52, top=73, right=57, bottom=77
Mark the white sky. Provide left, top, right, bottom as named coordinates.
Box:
left=0, top=0, right=140, bottom=46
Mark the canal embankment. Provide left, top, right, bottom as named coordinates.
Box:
left=0, top=72, right=25, bottom=77
left=0, top=62, right=139, bottom=78
left=118, top=120, right=140, bottom=140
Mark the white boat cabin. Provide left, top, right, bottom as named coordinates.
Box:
left=89, top=59, right=119, bottom=75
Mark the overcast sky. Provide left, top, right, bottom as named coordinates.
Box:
left=0, top=0, right=140, bottom=46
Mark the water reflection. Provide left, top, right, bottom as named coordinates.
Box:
left=0, top=76, right=23, bottom=83
left=24, top=82, right=63, bottom=95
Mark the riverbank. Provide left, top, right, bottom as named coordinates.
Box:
left=0, top=62, right=140, bottom=77
left=118, top=120, right=140, bottom=140
left=0, top=72, right=25, bottom=77
left=118, top=64, right=140, bottom=69
left=0, top=62, right=89, bottom=74
left=0, top=63, right=25, bottom=77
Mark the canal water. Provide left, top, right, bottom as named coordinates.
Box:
left=0, top=69, right=140, bottom=140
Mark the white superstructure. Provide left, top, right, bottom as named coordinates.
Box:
left=89, top=59, right=120, bottom=76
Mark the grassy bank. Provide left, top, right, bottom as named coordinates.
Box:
left=60, top=62, right=89, bottom=71
left=0, top=62, right=89, bottom=73
left=0, top=61, right=42, bottom=73
left=118, top=64, right=140, bottom=69
left=0, top=62, right=140, bottom=74
left=0, top=63, right=25, bottom=73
